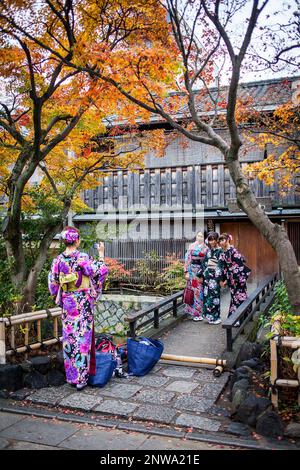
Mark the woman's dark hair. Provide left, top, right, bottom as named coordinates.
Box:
left=207, top=231, right=219, bottom=241
left=219, top=233, right=232, bottom=242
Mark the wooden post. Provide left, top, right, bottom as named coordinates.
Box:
left=53, top=317, right=58, bottom=339
left=129, top=321, right=136, bottom=339
left=226, top=328, right=233, bottom=352
left=24, top=322, right=29, bottom=360
left=154, top=308, right=159, bottom=329
left=0, top=320, right=6, bottom=364
left=10, top=326, right=15, bottom=351
left=173, top=298, right=178, bottom=318
left=37, top=320, right=41, bottom=343
left=270, top=339, right=278, bottom=408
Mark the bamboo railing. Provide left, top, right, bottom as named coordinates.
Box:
left=270, top=320, right=300, bottom=408
left=0, top=307, right=62, bottom=364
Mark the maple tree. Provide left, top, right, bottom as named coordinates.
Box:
left=244, top=100, right=300, bottom=194
left=1, top=0, right=300, bottom=313
left=0, top=0, right=172, bottom=312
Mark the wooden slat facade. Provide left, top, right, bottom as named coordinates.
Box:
left=83, top=164, right=300, bottom=212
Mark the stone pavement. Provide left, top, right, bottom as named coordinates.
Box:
left=0, top=411, right=239, bottom=450
left=7, top=364, right=229, bottom=432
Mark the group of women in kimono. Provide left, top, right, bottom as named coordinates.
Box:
left=184, top=231, right=251, bottom=325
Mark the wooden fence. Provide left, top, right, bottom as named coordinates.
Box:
left=83, top=164, right=300, bottom=211
left=104, top=238, right=187, bottom=283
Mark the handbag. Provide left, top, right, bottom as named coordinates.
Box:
left=183, top=284, right=194, bottom=305
left=127, top=337, right=164, bottom=376
left=88, top=351, right=117, bottom=387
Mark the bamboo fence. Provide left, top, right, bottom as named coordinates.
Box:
left=270, top=320, right=300, bottom=407
left=0, top=307, right=62, bottom=364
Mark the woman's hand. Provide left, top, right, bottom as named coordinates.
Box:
left=220, top=280, right=227, bottom=288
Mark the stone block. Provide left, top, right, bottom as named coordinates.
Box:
left=0, top=364, right=24, bottom=392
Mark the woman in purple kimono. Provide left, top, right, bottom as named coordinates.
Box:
left=219, top=233, right=251, bottom=323
left=48, top=226, right=108, bottom=390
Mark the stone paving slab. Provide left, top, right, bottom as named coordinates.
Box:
left=0, top=416, right=78, bottom=446
left=133, top=389, right=176, bottom=405
left=160, top=366, right=198, bottom=379
left=194, top=382, right=226, bottom=401
left=130, top=375, right=170, bottom=387
left=165, top=380, right=199, bottom=394
left=6, top=441, right=63, bottom=450
left=175, top=413, right=221, bottom=432
left=58, top=393, right=103, bottom=411
left=0, top=411, right=25, bottom=432
left=97, top=383, right=143, bottom=399
left=132, top=404, right=177, bottom=424
left=94, top=400, right=138, bottom=416
left=138, top=434, right=218, bottom=451
left=27, top=386, right=73, bottom=407
left=59, top=427, right=148, bottom=450
left=173, top=395, right=215, bottom=413
left=0, top=437, right=10, bottom=449
left=195, top=370, right=230, bottom=384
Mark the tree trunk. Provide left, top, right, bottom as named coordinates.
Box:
left=226, top=155, right=300, bottom=314
left=20, top=203, right=71, bottom=313
left=4, top=223, right=26, bottom=288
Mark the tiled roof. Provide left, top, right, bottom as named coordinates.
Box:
left=109, top=75, right=300, bottom=127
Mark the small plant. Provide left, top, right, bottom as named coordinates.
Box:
left=260, top=281, right=300, bottom=339
left=156, top=256, right=185, bottom=294
left=103, top=257, right=131, bottom=290
left=99, top=322, right=129, bottom=338
left=134, top=250, right=160, bottom=288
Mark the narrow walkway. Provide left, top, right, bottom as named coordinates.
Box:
left=160, top=289, right=232, bottom=359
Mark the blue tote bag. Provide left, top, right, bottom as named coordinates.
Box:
left=127, top=337, right=164, bottom=376
left=88, top=352, right=117, bottom=387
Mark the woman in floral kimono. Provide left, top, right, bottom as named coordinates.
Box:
left=184, top=231, right=208, bottom=321
left=197, top=232, right=223, bottom=325
left=219, top=233, right=251, bottom=323
left=48, top=226, right=108, bottom=390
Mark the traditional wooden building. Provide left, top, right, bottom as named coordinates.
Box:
left=73, top=76, right=300, bottom=283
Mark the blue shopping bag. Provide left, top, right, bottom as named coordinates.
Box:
left=127, top=337, right=164, bottom=376
left=88, top=352, right=117, bottom=387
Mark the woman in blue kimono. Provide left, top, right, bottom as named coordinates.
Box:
left=184, top=231, right=208, bottom=321
left=197, top=232, right=223, bottom=325
left=219, top=233, right=251, bottom=322
left=48, top=226, right=108, bottom=390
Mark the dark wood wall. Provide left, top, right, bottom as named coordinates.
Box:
left=220, top=221, right=279, bottom=282
left=83, top=164, right=300, bottom=212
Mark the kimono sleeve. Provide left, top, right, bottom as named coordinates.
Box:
left=48, top=257, right=60, bottom=296
left=232, top=249, right=251, bottom=282
left=77, top=253, right=109, bottom=297
left=217, top=251, right=227, bottom=282
left=184, top=249, right=192, bottom=273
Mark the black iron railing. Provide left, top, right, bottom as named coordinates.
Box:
left=124, top=290, right=185, bottom=338
left=222, top=273, right=279, bottom=352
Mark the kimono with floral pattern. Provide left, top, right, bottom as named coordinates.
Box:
left=48, top=250, right=108, bottom=386
left=184, top=243, right=208, bottom=318
left=219, top=246, right=251, bottom=317
left=197, top=247, right=223, bottom=322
